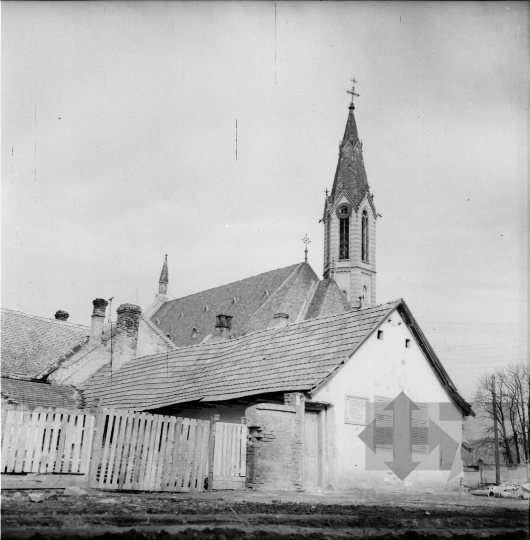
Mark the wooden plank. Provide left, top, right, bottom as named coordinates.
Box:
left=43, top=412, right=60, bottom=473
left=212, top=477, right=246, bottom=490
left=231, top=425, right=238, bottom=478
left=160, top=417, right=176, bottom=491
left=13, top=410, right=31, bottom=473
left=31, top=412, right=48, bottom=473
left=54, top=412, right=70, bottom=474
left=137, top=415, right=154, bottom=489
left=169, top=417, right=184, bottom=491
left=98, top=412, right=115, bottom=488
left=89, top=410, right=106, bottom=485
left=118, top=412, right=135, bottom=489
left=108, top=413, right=128, bottom=487
left=147, top=415, right=164, bottom=491
left=80, top=414, right=95, bottom=475
left=24, top=411, right=41, bottom=473
left=175, top=419, right=191, bottom=492
left=183, top=420, right=198, bottom=492
left=189, top=420, right=203, bottom=492
left=144, top=414, right=161, bottom=491
left=127, top=414, right=144, bottom=489
left=1, top=473, right=87, bottom=490
left=105, top=413, right=123, bottom=488
left=207, top=415, right=219, bottom=492
left=154, top=416, right=170, bottom=491
left=1, top=409, right=16, bottom=472
left=1, top=406, right=8, bottom=443
left=124, top=413, right=142, bottom=489
left=70, top=415, right=84, bottom=474
left=39, top=411, right=55, bottom=474
left=196, top=421, right=210, bottom=492
left=62, top=413, right=78, bottom=473
left=240, top=425, right=247, bottom=478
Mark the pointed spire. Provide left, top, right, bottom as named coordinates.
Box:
left=158, top=254, right=168, bottom=295
left=330, top=82, right=370, bottom=207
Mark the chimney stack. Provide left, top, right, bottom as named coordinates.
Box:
left=273, top=312, right=289, bottom=328
left=112, top=303, right=142, bottom=372
left=55, top=310, right=69, bottom=321
left=214, top=314, right=233, bottom=341
left=89, top=299, right=109, bottom=345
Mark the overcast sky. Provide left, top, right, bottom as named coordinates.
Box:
left=2, top=1, right=528, bottom=400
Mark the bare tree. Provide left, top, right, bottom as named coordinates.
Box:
left=473, top=362, right=529, bottom=464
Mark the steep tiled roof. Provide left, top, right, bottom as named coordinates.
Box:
left=1, top=309, right=89, bottom=379
left=304, top=279, right=352, bottom=320
left=330, top=106, right=370, bottom=207
left=150, top=263, right=320, bottom=347
left=82, top=298, right=473, bottom=416
left=1, top=378, right=83, bottom=409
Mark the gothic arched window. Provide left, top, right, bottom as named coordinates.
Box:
left=362, top=210, right=369, bottom=262
left=339, top=216, right=349, bottom=260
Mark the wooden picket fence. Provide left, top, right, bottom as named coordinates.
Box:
left=1, top=404, right=247, bottom=492
left=1, top=405, right=94, bottom=475
left=89, top=409, right=211, bottom=492
left=213, top=421, right=247, bottom=489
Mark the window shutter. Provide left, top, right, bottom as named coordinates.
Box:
left=411, top=402, right=428, bottom=454
left=375, top=396, right=393, bottom=449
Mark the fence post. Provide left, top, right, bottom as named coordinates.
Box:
left=208, top=414, right=220, bottom=492
left=87, top=399, right=103, bottom=487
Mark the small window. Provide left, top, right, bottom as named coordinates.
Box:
left=405, top=339, right=411, bottom=348
left=377, top=330, right=384, bottom=340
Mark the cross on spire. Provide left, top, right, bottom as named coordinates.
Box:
left=302, top=234, right=311, bottom=263
left=346, top=77, right=360, bottom=108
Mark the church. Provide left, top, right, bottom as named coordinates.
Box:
left=1, top=88, right=473, bottom=491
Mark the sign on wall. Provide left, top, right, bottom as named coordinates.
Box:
left=345, top=395, right=368, bottom=425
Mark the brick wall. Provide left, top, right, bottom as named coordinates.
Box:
left=245, top=393, right=305, bottom=491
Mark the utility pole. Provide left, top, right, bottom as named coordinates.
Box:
left=491, top=375, right=501, bottom=485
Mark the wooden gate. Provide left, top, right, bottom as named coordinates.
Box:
left=1, top=405, right=94, bottom=475
left=89, top=409, right=211, bottom=492
left=212, top=421, right=247, bottom=489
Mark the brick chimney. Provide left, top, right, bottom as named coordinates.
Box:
left=214, top=314, right=233, bottom=341
left=273, top=312, right=289, bottom=328
left=112, top=303, right=142, bottom=372
left=54, top=310, right=69, bottom=321
left=89, top=299, right=109, bottom=345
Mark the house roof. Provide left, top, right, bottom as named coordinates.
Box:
left=304, top=279, right=352, bottom=320
left=150, top=262, right=322, bottom=347
left=1, top=309, right=89, bottom=379
left=330, top=105, right=371, bottom=207
left=82, top=299, right=473, bottom=416
left=1, top=377, right=83, bottom=409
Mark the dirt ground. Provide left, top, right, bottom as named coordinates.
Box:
left=1, top=487, right=529, bottom=540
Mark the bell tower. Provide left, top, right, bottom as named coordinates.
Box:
left=323, top=80, right=378, bottom=308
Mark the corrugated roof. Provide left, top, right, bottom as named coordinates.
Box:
left=1, top=309, right=89, bottom=379
left=151, top=263, right=320, bottom=347
left=82, top=302, right=399, bottom=410
left=1, top=377, right=83, bottom=409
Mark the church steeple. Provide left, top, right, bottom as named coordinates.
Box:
left=158, top=254, right=168, bottom=296
left=323, top=81, right=378, bottom=309
left=330, top=81, right=370, bottom=206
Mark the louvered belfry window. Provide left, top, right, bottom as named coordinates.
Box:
left=339, top=217, right=350, bottom=260
left=374, top=397, right=428, bottom=455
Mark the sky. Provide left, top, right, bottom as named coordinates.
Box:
left=2, top=1, right=528, bottom=401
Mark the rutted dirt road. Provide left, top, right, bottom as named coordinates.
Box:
left=2, top=488, right=529, bottom=539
